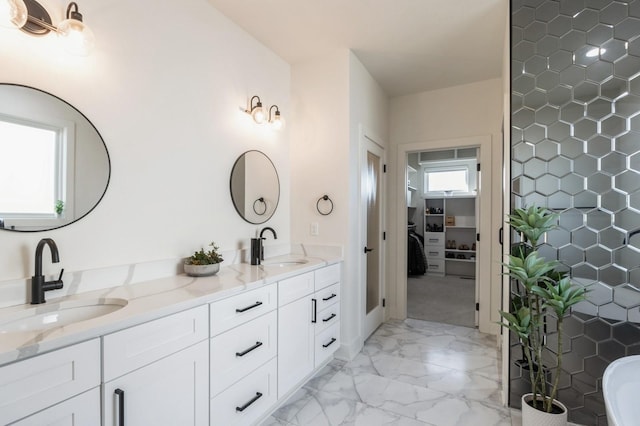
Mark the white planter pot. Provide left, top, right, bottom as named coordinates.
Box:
left=521, top=394, right=567, bottom=426
left=184, top=262, right=220, bottom=277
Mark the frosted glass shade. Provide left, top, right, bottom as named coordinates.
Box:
left=57, top=17, right=94, bottom=55
left=0, top=0, right=27, bottom=29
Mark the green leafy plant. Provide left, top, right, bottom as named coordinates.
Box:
left=185, top=242, right=223, bottom=265
left=499, top=205, right=588, bottom=413
left=55, top=200, right=64, bottom=215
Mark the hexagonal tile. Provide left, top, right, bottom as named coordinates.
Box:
left=513, top=141, right=535, bottom=162
left=559, top=244, right=585, bottom=265
left=584, top=355, right=608, bottom=378
left=629, top=268, right=640, bottom=286
left=561, top=101, right=586, bottom=122
left=602, top=115, right=628, bottom=138
left=586, top=209, right=612, bottom=230
left=613, top=246, right=640, bottom=270
left=600, top=227, right=624, bottom=250
left=615, top=209, right=640, bottom=231
left=587, top=24, right=614, bottom=46
left=514, top=175, right=536, bottom=196
left=513, top=74, right=536, bottom=95
left=630, top=191, right=640, bottom=211
left=513, top=92, right=524, bottom=110
left=600, top=2, right=629, bottom=26
left=561, top=173, right=586, bottom=194
left=536, top=1, right=560, bottom=22
left=560, top=29, right=587, bottom=51
left=574, top=226, right=599, bottom=249
left=630, top=152, right=640, bottom=173
left=587, top=172, right=613, bottom=193
left=548, top=14, right=573, bottom=37
left=536, top=104, right=560, bottom=124
left=547, top=85, right=572, bottom=106
left=631, top=75, right=640, bottom=96
left=629, top=36, right=640, bottom=57
left=549, top=156, right=572, bottom=177
left=513, top=108, right=536, bottom=129
left=548, top=121, right=572, bottom=141
left=537, top=69, right=561, bottom=91
left=549, top=191, right=572, bottom=208
left=536, top=174, right=560, bottom=195
left=523, top=123, right=546, bottom=143
left=524, top=55, right=548, bottom=75
left=548, top=227, right=571, bottom=247
left=573, top=8, right=599, bottom=31
left=586, top=61, right=614, bottom=83
left=524, top=20, right=547, bottom=42
left=631, top=0, right=640, bottom=19
left=598, top=339, right=626, bottom=362
left=575, top=189, right=599, bottom=208
left=513, top=40, right=537, bottom=61
left=586, top=245, right=613, bottom=267
left=524, top=89, right=547, bottom=109
left=574, top=117, right=599, bottom=140
left=612, top=321, right=640, bottom=345
left=601, top=264, right=627, bottom=286
left=587, top=135, right=612, bottom=157
left=522, top=191, right=547, bottom=206
left=560, top=65, right=587, bottom=87
left=614, top=55, right=640, bottom=79
left=549, top=50, right=573, bottom=72
left=599, top=303, right=626, bottom=323
left=537, top=35, right=560, bottom=56
left=586, top=98, right=612, bottom=120
left=613, top=286, right=640, bottom=310
left=601, top=39, right=628, bottom=63
left=601, top=190, right=627, bottom=213
left=513, top=6, right=536, bottom=28
left=559, top=208, right=586, bottom=231
left=584, top=319, right=611, bottom=342
left=601, top=151, right=627, bottom=175
left=574, top=262, right=599, bottom=280
left=512, top=26, right=524, bottom=45
left=574, top=81, right=600, bottom=103
left=614, top=131, right=640, bottom=154
left=562, top=138, right=587, bottom=159
left=575, top=45, right=601, bottom=66
left=535, top=140, right=560, bottom=160
left=586, top=281, right=615, bottom=305
left=523, top=157, right=547, bottom=178
left=560, top=0, right=588, bottom=17
left=574, top=155, right=598, bottom=177
left=601, top=77, right=629, bottom=100
left=615, top=170, right=640, bottom=193
left=614, top=94, right=640, bottom=118
left=614, top=17, right=640, bottom=41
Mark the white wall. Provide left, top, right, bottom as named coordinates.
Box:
left=387, top=79, right=503, bottom=328
left=290, top=50, right=388, bottom=359
left=0, top=0, right=291, bottom=283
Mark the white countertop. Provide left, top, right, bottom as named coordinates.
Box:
left=0, top=254, right=341, bottom=367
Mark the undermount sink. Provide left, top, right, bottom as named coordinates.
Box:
left=603, top=355, right=640, bottom=426
left=261, top=258, right=309, bottom=267
left=0, top=298, right=128, bottom=333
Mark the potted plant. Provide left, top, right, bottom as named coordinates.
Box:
left=499, top=206, right=588, bottom=426
left=184, top=242, right=224, bottom=277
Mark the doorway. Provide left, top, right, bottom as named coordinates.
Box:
left=406, top=148, right=479, bottom=328
left=361, top=133, right=385, bottom=339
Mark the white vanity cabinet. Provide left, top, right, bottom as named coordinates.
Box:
left=277, top=264, right=341, bottom=399
left=209, top=283, right=278, bottom=425
left=0, top=339, right=100, bottom=426
left=102, top=305, right=209, bottom=426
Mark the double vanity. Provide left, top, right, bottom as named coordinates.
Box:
left=0, top=255, right=342, bottom=426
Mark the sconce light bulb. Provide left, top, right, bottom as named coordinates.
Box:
left=252, top=105, right=265, bottom=124
left=0, top=0, right=27, bottom=29
left=271, top=113, right=285, bottom=131
left=57, top=5, right=95, bottom=56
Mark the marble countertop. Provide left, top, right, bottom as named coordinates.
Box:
left=0, top=254, right=341, bottom=367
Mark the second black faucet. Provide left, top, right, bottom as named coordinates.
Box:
left=251, top=227, right=277, bottom=265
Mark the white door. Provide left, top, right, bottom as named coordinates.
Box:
left=361, top=135, right=385, bottom=339
left=103, top=341, right=209, bottom=426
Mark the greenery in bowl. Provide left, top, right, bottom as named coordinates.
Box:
left=185, top=242, right=224, bottom=265
left=499, top=205, right=588, bottom=413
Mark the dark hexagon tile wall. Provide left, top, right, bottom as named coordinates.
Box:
left=511, top=1, right=640, bottom=424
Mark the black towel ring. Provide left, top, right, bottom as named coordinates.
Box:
left=253, top=197, right=267, bottom=215
left=316, top=195, right=334, bottom=216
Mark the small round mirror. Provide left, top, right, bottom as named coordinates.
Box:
left=230, top=150, right=279, bottom=224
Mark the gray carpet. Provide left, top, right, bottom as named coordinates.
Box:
left=407, top=274, right=476, bottom=328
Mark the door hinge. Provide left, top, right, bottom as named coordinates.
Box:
left=477, top=163, right=481, bottom=172
left=475, top=302, right=479, bottom=311
left=382, top=298, right=386, bottom=307
left=383, top=231, right=386, bottom=240
left=383, top=164, right=387, bottom=173
left=476, top=233, right=480, bottom=242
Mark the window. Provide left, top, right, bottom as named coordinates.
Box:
left=425, top=169, right=469, bottom=192
left=421, top=158, right=476, bottom=196
left=0, top=116, right=65, bottom=218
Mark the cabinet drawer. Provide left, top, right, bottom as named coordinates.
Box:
left=424, top=232, right=445, bottom=246
left=12, top=387, right=100, bottom=426
left=278, top=272, right=314, bottom=306
left=314, top=263, right=341, bottom=290
left=315, top=282, right=340, bottom=312
left=210, top=283, right=277, bottom=336
left=315, top=303, right=339, bottom=334
left=426, top=259, right=445, bottom=273
left=210, top=310, right=277, bottom=396
left=0, top=339, right=100, bottom=425
left=315, top=322, right=340, bottom=367
left=209, top=357, right=277, bottom=426
left=424, top=247, right=444, bottom=259
left=103, top=305, right=208, bottom=381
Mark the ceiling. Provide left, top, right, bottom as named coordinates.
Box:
left=207, top=0, right=508, bottom=97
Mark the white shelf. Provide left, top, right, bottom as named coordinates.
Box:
left=445, top=258, right=476, bottom=263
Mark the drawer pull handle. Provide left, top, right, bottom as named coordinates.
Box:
left=323, top=313, right=337, bottom=322
left=311, top=298, right=317, bottom=323
left=428, top=251, right=439, bottom=256
left=236, top=392, right=263, bottom=412
left=322, top=293, right=337, bottom=301
left=428, top=239, right=438, bottom=243
left=322, top=337, right=337, bottom=348
left=115, top=388, right=125, bottom=426
left=236, top=301, right=263, bottom=313
left=236, top=341, right=263, bottom=357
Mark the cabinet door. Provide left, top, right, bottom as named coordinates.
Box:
left=277, top=295, right=314, bottom=399
left=103, top=340, right=208, bottom=426
left=11, top=387, right=100, bottom=426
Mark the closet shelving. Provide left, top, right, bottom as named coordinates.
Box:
left=424, top=196, right=476, bottom=277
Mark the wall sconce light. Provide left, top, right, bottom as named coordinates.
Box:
left=245, top=95, right=266, bottom=124
left=268, top=105, right=285, bottom=131
left=1, top=0, right=95, bottom=55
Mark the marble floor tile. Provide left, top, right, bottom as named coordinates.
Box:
left=261, top=318, right=580, bottom=426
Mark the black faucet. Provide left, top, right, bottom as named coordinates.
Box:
left=31, top=238, right=64, bottom=304
left=250, top=227, right=278, bottom=265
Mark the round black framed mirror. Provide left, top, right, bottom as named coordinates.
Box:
left=230, top=150, right=280, bottom=224
left=0, top=84, right=110, bottom=232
